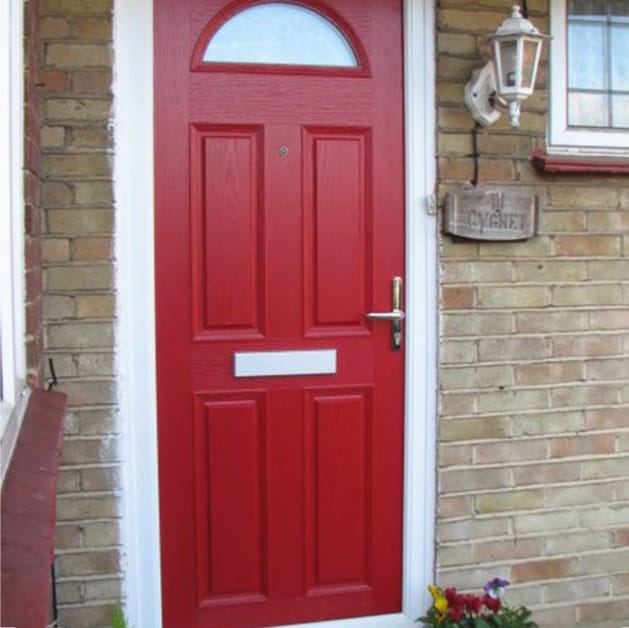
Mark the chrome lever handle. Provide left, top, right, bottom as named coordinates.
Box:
left=365, top=276, right=404, bottom=350
left=365, top=309, right=405, bottom=320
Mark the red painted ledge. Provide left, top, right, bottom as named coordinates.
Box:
left=531, top=148, right=629, bottom=174
left=1, top=389, right=67, bottom=628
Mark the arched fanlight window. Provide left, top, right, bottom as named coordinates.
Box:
left=203, top=2, right=358, bottom=67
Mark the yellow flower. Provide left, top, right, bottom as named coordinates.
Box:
left=428, top=585, right=449, bottom=621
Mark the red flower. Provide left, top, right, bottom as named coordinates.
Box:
left=482, top=594, right=501, bottom=613
left=445, top=587, right=459, bottom=604
left=449, top=604, right=464, bottom=622
left=465, top=594, right=482, bottom=614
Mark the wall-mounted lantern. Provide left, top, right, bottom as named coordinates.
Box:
left=465, top=5, right=549, bottom=128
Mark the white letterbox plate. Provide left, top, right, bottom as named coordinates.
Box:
left=234, top=350, right=337, bottom=377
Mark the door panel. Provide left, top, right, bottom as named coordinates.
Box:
left=155, top=2, right=405, bottom=627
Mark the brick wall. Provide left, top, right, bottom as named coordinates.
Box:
left=437, top=1, right=629, bottom=626
left=34, top=1, right=120, bottom=626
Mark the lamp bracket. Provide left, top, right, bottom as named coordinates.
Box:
left=464, top=62, right=502, bottom=127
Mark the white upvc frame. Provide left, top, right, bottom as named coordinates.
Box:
left=114, top=1, right=437, bottom=626
left=0, top=0, right=29, bottom=484
left=548, top=0, right=629, bottom=155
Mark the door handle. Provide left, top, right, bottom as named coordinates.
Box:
left=365, top=276, right=404, bottom=350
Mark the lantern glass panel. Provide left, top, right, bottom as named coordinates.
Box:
left=498, top=39, right=519, bottom=89
left=521, top=39, right=539, bottom=89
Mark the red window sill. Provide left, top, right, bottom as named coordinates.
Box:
left=531, top=148, right=629, bottom=174
left=1, top=389, right=67, bottom=628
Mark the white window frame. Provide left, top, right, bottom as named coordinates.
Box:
left=549, top=0, right=629, bottom=156
left=1, top=0, right=29, bottom=483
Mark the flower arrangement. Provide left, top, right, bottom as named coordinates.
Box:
left=418, top=578, right=538, bottom=628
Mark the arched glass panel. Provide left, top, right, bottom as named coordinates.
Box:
left=203, top=3, right=358, bottom=67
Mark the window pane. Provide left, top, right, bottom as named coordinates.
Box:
left=568, top=24, right=607, bottom=89
left=611, top=95, right=629, bottom=128
left=611, top=26, right=629, bottom=89
left=569, top=0, right=607, bottom=20
left=610, top=0, right=629, bottom=23
left=203, top=3, right=358, bottom=67
left=568, top=92, right=609, bottom=126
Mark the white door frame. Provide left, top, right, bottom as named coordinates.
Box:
left=114, top=1, right=437, bottom=626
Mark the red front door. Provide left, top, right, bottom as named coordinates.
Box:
left=155, top=2, right=405, bottom=626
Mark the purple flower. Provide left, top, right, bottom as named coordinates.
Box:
left=484, top=578, right=510, bottom=599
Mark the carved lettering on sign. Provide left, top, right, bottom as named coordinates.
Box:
left=445, top=188, right=538, bottom=241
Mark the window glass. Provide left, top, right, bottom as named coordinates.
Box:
left=203, top=3, right=358, bottom=67
left=567, top=0, right=629, bottom=129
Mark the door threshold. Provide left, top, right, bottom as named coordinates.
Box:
left=274, top=612, right=417, bottom=628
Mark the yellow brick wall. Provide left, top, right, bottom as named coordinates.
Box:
left=437, top=1, right=629, bottom=626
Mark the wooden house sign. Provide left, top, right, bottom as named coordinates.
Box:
left=445, top=188, right=538, bottom=241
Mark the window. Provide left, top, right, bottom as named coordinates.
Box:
left=203, top=3, right=358, bottom=67
left=549, top=0, right=629, bottom=154
left=1, top=0, right=27, bottom=482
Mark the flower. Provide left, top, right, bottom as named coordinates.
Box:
left=419, top=578, right=537, bottom=628
left=483, top=577, right=510, bottom=599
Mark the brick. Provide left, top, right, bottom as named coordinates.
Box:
left=41, top=125, right=65, bottom=148
left=551, top=384, right=621, bottom=408
left=442, top=261, right=513, bottom=283
left=476, top=489, right=544, bottom=513
left=442, top=286, right=475, bottom=309
left=441, top=340, right=478, bottom=364
left=74, top=181, right=113, bottom=204
left=437, top=566, right=510, bottom=592
left=83, top=578, right=121, bottom=601
left=441, top=393, right=476, bottom=416
left=438, top=56, right=479, bottom=81
left=588, top=259, right=629, bottom=280
left=442, top=312, right=512, bottom=337
left=45, top=97, right=111, bottom=121
left=76, top=295, right=114, bottom=318
left=479, top=337, right=550, bottom=361
left=515, top=361, right=583, bottom=385
left=589, top=210, right=629, bottom=232
left=546, top=483, right=614, bottom=508
left=42, top=0, right=113, bottom=13
left=472, top=538, right=541, bottom=562
left=550, top=434, right=616, bottom=458
left=57, top=379, right=116, bottom=405
left=72, top=18, right=112, bottom=40
left=516, top=310, right=587, bottom=333
left=76, top=408, right=117, bottom=435
left=60, top=437, right=118, bottom=464
left=43, top=295, right=76, bottom=319
left=515, top=260, right=587, bottom=282
left=553, top=284, right=624, bottom=307
left=71, top=70, right=113, bottom=95
left=46, top=265, right=112, bottom=290
left=47, top=321, right=113, bottom=348
left=55, top=524, right=83, bottom=549
left=513, top=461, right=581, bottom=486
left=56, top=581, right=83, bottom=604
left=582, top=457, right=629, bottom=480
left=441, top=467, right=511, bottom=493
left=439, top=495, right=473, bottom=517
left=45, top=153, right=111, bottom=177
left=585, top=407, right=629, bottom=430
left=81, top=466, right=119, bottom=492
left=82, top=520, right=119, bottom=546
left=475, top=439, right=548, bottom=464
left=554, top=235, right=622, bottom=257
left=540, top=210, right=587, bottom=232
left=513, top=410, right=584, bottom=436
left=439, top=9, right=505, bottom=32
left=544, top=576, right=611, bottom=604
left=550, top=187, right=618, bottom=208
left=479, top=237, right=551, bottom=257
left=511, top=557, right=575, bottom=583
left=76, top=353, right=114, bottom=376
left=553, top=334, right=622, bottom=358
left=442, top=365, right=512, bottom=390
left=477, top=389, right=548, bottom=413
left=41, top=181, right=73, bottom=205
left=48, top=209, right=113, bottom=234
left=39, top=16, right=71, bottom=38
left=586, top=358, right=629, bottom=381
left=613, top=572, right=629, bottom=594
left=46, top=43, right=112, bottom=67
left=478, top=159, right=516, bottom=183
left=43, top=238, right=70, bottom=262
left=580, top=505, right=629, bottom=528
left=438, top=106, right=477, bottom=131
left=440, top=416, right=511, bottom=441
left=39, top=69, right=69, bottom=92
left=437, top=544, right=473, bottom=567
left=513, top=510, right=578, bottom=534
left=68, top=125, right=112, bottom=148
left=57, top=469, right=81, bottom=492
left=438, top=517, right=511, bottom=543
left=529, top=606, right=577, bottom=628
left=437, top=32, right=477, bottom=55
left=477, top=133, right=535, bottom=155
left=439, top=443, right=474, bottom=467
left=72, top=237, right=112, bottom=261
left=439, top=157, right=473, bottom=181
left=579, top=599, right=629, bottom=622
left=56, top=496, right=118, bottom=522
left=57, top=604, right=115, bottom=628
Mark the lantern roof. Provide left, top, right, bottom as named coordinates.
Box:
left=489, top=5, right=544, bottom=39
